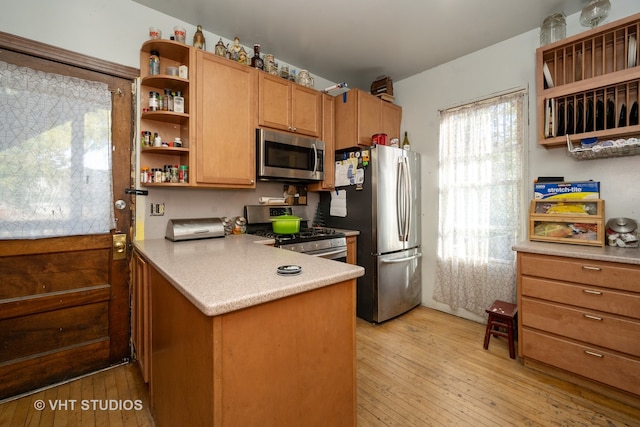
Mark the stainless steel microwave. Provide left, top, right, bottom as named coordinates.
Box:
left=256, top=128, right=325, bottom=181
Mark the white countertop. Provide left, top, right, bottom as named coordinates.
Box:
left=134, top=234, right=364, bottom=316
left=513, top=240, right=640, bottom=265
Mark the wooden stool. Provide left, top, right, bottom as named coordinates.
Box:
left=483, top=300, right=518, bottom=359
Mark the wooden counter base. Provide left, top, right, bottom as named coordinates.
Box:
left=150, top=266, right=356, bottom=427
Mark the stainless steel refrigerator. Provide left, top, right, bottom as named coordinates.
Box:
left=319, top=144, right=422, bottom=323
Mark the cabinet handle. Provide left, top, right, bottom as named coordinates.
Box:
left=582, top=289, right=603, bottom=295
left=584, top=350, right=604, bottom=358
left=583, top=313, right=603, bottom=321
left=581, top=265, right=601, bottom=271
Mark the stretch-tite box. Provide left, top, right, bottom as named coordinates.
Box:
left=533, top=181, right=600, bottom=200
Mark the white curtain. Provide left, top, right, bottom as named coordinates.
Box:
left=0, top=60, right=114, bottom=239
left=433, top=91, right=525, bottom=316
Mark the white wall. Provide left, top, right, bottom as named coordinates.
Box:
left=1, top=0, right=329, bottom=240
left=394, top=0, right=640, bottom=323
left=1, top=0, right=333, bottom=88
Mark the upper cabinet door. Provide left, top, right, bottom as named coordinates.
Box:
left=335, top=88, right=401, bottom=150
left=195, top=51, right=257, bottom=188
left=308, top=94, right=335, bottom=192
left=259, top=74, right=291, bottom=132
left=291, top=84, right=322, bottom=137
left=357, top=91, right=382, bottom=146
left=258, top=73, right=322, bottom=138
left=381, top=101, right=402, bottom=142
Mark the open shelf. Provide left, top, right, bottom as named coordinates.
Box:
left=537, top=13, right=640, bottom=154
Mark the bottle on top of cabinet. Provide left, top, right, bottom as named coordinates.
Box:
left=251, top=44, right=264, bottom=70
left=402, top=131, right=411, bottom=150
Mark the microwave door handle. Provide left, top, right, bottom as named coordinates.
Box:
left=312, top=143, right=318, bottom=175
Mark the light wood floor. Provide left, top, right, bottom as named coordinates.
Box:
left=0, top=363, right=152, bottom=427
left=1, top=306, right=639, bottom=426
left=357, top=306, right=640, bottom=426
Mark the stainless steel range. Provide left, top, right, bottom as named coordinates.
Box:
left=244, top=205, right=347, bottom=261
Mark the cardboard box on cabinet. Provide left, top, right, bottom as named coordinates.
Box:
left=533, top=181, right=600, bottom=200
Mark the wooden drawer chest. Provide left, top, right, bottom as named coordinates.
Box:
left=517, top=251, right=640, bottom=397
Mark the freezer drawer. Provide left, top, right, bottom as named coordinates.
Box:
left=374, top=248, right=422, bottom=322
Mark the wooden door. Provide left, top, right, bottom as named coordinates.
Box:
left=0, top=33, right=137, bottom=399
left=309, top=94, right=335, bottom=192
left=358, top=89, right=382, bottom=146
left=291, top=84, right=322, bottom=137
left=258, top=73, right=291, bottom=132
left=195, top=51, right=257, bottom=188
left=131, top=251, right=150, bottom=383
left=381, top=101, right=402, bottom=142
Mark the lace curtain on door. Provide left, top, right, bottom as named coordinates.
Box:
left=433, top=91, right=524, bottom=316
left=0, top=60, right=114, bottom=239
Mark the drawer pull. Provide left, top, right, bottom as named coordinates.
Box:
left=584, top=350, right=604, bottom=358
left=583, top=314, right=603, bottom=321
left=582, top=289, right=602, bottom=295
left=581, top=265, right=601, bottom=271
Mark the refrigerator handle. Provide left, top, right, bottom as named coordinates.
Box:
left=380, top=253, right=423, bottom=263
left=396, top=159, right=404, bottom=240
left=404, top=157, right=412, bottom=241
left=398, top=157, right=410, bottom=241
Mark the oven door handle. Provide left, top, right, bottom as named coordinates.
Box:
left=309, top=248, right=348, bottom=259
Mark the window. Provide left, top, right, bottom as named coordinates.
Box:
left=0, top=60, right=113, bottom=239
left=433, top=90, right=525, bottom=316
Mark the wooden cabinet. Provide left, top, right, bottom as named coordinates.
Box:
left=194, top=51, right=257, bottom=188
left=536, top=13, right=640, bottom=154
left=131, top=250, right=150, bottom=383
left=335, top=88, right=402, bottom=150
left=517, top=252, right=640, bottom=397
left=528, top=199, right=605, bottom=247
left=149, top=260, right=356, bottom=427
left=309, top=94, right=335, bottom=191
left=258, top=73, right=322, bottom=137
left=381, top=100, right=402, bottom=142
left=346, top=235, right=357, bottom=265
left=139, top=40, right=194, bottom=187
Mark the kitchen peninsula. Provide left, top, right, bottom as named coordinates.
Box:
left=133, top=235, right=364, bottom=427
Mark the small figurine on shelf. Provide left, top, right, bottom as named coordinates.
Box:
left=238, top=46, right=248, bottom=65
left=229, top=37, right=242, bottom=61
left=193, top=24, right=205, bottom=50
left=214, top=38, right=228, bottom=57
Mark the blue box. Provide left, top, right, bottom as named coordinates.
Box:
left=533, top=181, right=600, bottom=200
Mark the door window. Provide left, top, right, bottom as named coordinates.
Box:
left=0, top=60, right=114, bottom=239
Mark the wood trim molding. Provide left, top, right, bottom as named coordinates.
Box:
left=0, top=31, right=139, bottom=79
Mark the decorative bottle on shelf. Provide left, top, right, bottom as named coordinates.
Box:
left=149, top=50, right=160, bottom=76
left=402, top=131, right=411, bottom=150
left=251, top=44, right=264, bottom=70
left=193, top=24, right=206, bottom=50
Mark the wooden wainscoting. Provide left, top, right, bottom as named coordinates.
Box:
left=0, top=237, right=115, bottom=399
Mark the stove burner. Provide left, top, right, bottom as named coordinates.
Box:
left=252, top=227, right=345, bottom=243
